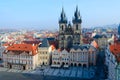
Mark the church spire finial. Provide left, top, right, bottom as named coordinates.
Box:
left=76, top=5, right=78, bottom=12
left=61, top=7, right=65, bottom=18
left=59, top=7, right=67, bottom=24
left=74, top=5, right=80, bottom=19
left=72, top=5, right=82, bottom=24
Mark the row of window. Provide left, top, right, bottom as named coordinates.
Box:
left=60, top=24, right=79, bottom=31
left=39, top=57, right=48, bottom=59
left=7, top=59, right=33, bottom=64
left=39, top=52, right=48, bottom=54
left=53, top=58, right=69, bottom=61
left=6, top=55, right=32, bottom=59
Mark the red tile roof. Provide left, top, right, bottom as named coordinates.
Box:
left=6, top=43, right=37, bottom=56
left=109, top=41, right=120, bottom=62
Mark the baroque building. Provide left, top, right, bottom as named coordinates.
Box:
left=51, top=45, right=97, bottom=68
left=58, top=6, right=82, bottom=49
left=105, top=25, right=120, bottom=80
left=3, top=44, right=38, bottom=70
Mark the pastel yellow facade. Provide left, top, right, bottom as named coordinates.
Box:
left=38, top=47, right=51, bottom=66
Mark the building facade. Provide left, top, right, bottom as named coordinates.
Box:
left=70, top=45, right=96, bottom=67
left=93, top=34, right=108, bottom=49
left=51, top=45, right=97, bottom=68
left=51, top=49, right=70, bottom=68
left=105, top=41, right=120, bottom=80
left=0, top=46, right=5, bottom=60
left=2, top=44, right=38, bottom=70
left=38, top=38, right=53, bottom=66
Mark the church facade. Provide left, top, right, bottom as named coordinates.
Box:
left=58, top=6, right=82, bottom=49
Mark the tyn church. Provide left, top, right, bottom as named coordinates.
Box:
left=58, top=6, right=82, bottom=49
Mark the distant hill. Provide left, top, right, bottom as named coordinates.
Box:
left=94, top=24, right=118, bottom=29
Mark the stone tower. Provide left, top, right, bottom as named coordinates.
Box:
left=58, top=8, right=67, bottom=48
left=72, top=6, right=82, bottom=45
left=58, top=6, right=82, bottom=49
left=64, top=21, right=73, bottom=48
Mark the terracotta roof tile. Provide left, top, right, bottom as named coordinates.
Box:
left=109, top=41, right=120, bottom=62
left=6, top=43, right=37, bottom=56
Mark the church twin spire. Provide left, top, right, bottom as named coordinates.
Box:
left=74, top=5, right=81, bottom=19
left=59, top=7, right=67, bottom=23
left=59, top=6, right=82, bottom=24
left=72, top=6, right=82, bottom=24
left=58, top=6, right=82, bottom=49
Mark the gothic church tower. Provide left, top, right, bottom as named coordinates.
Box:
left=72, top=6, right=82, bottom=45
left=58, top=6, right=82, bottom=49
left=58, top=8, right=67, bottom=49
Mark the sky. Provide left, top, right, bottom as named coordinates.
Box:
left=0, top=0, right=120, bottom=30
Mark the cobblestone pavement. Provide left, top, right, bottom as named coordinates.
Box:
left=31, top=66, right=95, bottom=79
left=0, top=71, right=94, bottom=80
left=0, top=66, right=95, bottom=79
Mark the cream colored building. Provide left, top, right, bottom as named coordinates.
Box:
left=38, top=47, right=51, bottom=66
left=2, top=43, right=38, bottom=70
left=93, top=35, right=108, bottom=49
left=51, top=45, right=97, bottom=68
left=70, top=45, right=96, bottom=67
left=38, top=38, right=52, bottom=66
left=51, top=49, right=69, bottom=68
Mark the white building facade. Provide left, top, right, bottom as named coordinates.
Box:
left=105, top=43, right=120, bottom=80
left=51, top=45, right=97, bottom=68
left=51, top=49, right=69, bottom=68
left=2, top=44, right=38, bottom=70
left=70, top=45, right=96, bottom=67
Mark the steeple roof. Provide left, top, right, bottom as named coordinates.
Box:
left=74, top=5, right=80, bottom=19
left=59, top=7, right=67, bottom=23
left=72, top=6, right=82, bottom=24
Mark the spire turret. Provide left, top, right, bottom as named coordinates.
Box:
left=74, top=5, right=80, bottom=19
left=72, top=6, right=82, bottom=24
left=59, top=7, right=67, bottom=23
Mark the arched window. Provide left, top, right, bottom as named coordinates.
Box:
left=83, top=64, right=87, bottom=67
left=74, top=63, right=77, bottom=66
left=76, top=24, right=78, bottom=30
left=57, top=62, right=60, bottom=64
left=78, top=63, right=81, bottom=67
left=61, top=25, right=64, bottom=30
left=54, top=62, right=56, bottom=64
